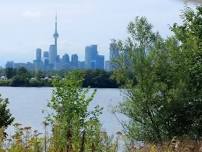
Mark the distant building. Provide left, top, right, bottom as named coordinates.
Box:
left=60, top=54, right=70, bottom=70
left=4, top=15, right=109, bottom=72
left=36, top=48, right=42, bottom=62
left=34, top=48, right=43, bottom=71
left=109, top=41, right=120, bottom=71
left=55, top=55, right=62, bottom=70
left=71, top=54, right=78, bottom=68
left=78, top=61, right=85, bottom=69
left=62, top=54, right=70, bottom=64
left=25, top=62, right=34, bottom=71
left=49, top=45, right=57, bottom=65
left=85, top=45, right=98, bottom=69
left=96, top=55, right=104, bottom=70
left=13, top=62, right=34, bottom=70
left=105, top=60, right=110, bottom=71
left=6, top=61, right=14, bottom=68
left=85, top=45, right=105, bottom=70
left=43, top=51, right=49, bottom=60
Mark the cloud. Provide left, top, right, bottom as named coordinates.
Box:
left=22, top=10, right=41, bottom=18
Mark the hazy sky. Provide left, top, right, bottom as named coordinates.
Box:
left=0, top=0, right=193, bottom=66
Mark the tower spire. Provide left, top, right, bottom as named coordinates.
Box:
left=53, top=14, right=59, bottom=51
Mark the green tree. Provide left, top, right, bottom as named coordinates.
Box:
left=114, top=7, right=202, bottom=144
left=5, top=68, right=16, bottom=79
left=47, top=71, right=103, bottom=151
left=0, top=94, right=14, bottom=129
left=167, top=6, right=202, bottom=139
left=10, top=67, right=30, bottom=86
left=113, top=17, right=166, bottom=143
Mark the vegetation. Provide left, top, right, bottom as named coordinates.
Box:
left=0, top=68, right=119, bottom=88
left=0, top=95, right=14, bottom=130
left=0, top=72, right=119, bottom=152
left=113, top=6, right=202, bottom=145
left=0, top=5, right=201, bottom=152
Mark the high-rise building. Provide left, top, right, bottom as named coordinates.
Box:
left=36, top=48, right=42, bottom=61
left=34, top=48, right=43, bottom=71
left=55, top=55, right=62, bottom=70
left=85, top=45, right=98, bottom=69
left=85, top=44, right=106, bottom=70
left=109, top=42, right=120, bottom=71
left=96, top=55, right=104, bottom=70
left=62, top=54, right=70, bottom=64
left=49, top=45, right=57, bottom=64
left=43, top=51, right=49, bottom=59
left=42, top=51, right=49, bottom=70
left=60, top=54, right=70, bottom=70
left=71, top=54, right=78, bottom=68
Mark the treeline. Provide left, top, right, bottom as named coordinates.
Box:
left=0, top=67, right=119, bottom=88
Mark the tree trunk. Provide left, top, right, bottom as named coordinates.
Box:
left=66, top=128, right=73, bottom=152
left=80, top=130, right=86, bottom=152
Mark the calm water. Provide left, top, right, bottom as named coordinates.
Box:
left=0, top=87, right=126, bottom=135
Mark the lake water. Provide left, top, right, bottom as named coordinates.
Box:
left=0, top=87, right=126, bottom=135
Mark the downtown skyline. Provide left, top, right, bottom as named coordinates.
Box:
left=0, top=0, right=191, bottom=66
left=5, top=16, right=108, bottom=71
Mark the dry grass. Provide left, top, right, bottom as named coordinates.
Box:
left=131, top=139, right=202, bottom=152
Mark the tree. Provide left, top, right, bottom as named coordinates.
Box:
left=10, top=67, right=30, bottom=86
left=113, top=17, right=167, bottom=143
left=5, top=68, right=16, bottom=79
left=47, top=71, right=103, bottom=151
left=113, top=7, right=202, bottom=143
left=167, top=6, right=202, bottom=139
left=0, top=94, right=14, bottom=129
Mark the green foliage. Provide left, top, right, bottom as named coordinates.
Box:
left=114, top=16, right=167, bottom=143
left=0, top=80, right=10, bottom=86
left=0, top=71, right=118, bottom=151
left=167, top=6, right=202, bottom=139
left=10, top=75, right=29, bottom=87
left=5, top=68, right=16, bottom=79
left=113, top=7, right=202, bottom=144
left=47, top=71, right=106, bottom=151
left=0, top=94, right=14, bottom=129
left=9, top=67, right=30, bottom=87
left=1, top=68, right=119, bottom=88
left=82, top=70, right=118, bottom=88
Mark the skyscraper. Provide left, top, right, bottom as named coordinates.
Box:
left=49, top=44, right=57, bottom=64
left=62, top=54, right=70, bottom=65
left=71, top=54, right=78, bottom=68
left=36, top=48, right=42, bottom=62
left=85, top=45, right=98, bottom=69
left=96, top=55, right=104, bottom=70
left=34, top=48, right=43, bottom=71
left=43, top=51, right=49, bottom=61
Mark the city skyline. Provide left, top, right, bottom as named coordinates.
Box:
left=5, top=17, right=107, bottom=71
left=0, top=0, right=188, bottom=66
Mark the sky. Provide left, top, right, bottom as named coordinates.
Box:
left=0, top=0, right=195, bottom=66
